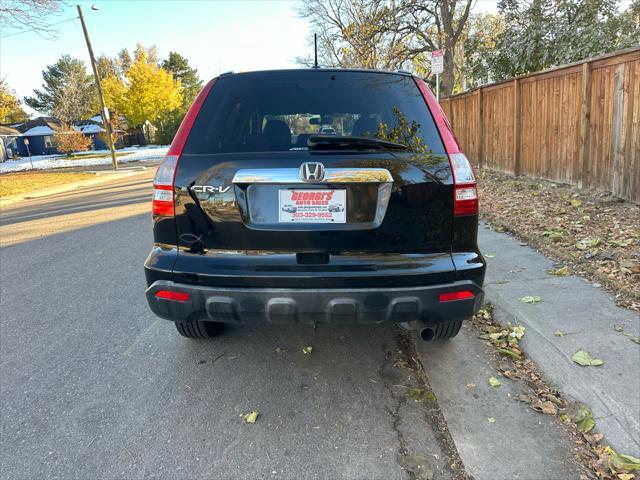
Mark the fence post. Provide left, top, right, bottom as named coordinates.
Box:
left=580, top=61, right=592, bottom=188
left=478, top=87, right=484, bottom=168
left=513, top=78, right=521, bottom=176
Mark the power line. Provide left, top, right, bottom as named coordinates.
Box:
left=0, top=16, right=78, bottom=39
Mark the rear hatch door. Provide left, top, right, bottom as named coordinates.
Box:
left=174, top=70, right=454, bottom=254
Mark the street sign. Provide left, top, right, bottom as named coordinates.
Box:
left=430, top=50, right=444, bottom=101
left=431, top=50, right=444, bottom=74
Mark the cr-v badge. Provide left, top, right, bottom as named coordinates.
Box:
left=191, top=185, right=231, bottom=194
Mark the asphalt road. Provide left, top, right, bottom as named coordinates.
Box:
left=0, top=171, right=460, bottom=480
left=0, top=171, right=587, bottom=479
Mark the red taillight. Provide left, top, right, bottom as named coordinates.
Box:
left=413, top=77, right=478, bottom=216
left=450, top=153, right=478, bottom=216
left=439, top=291, right=475, bottom=302
left=152, top=184, right=175, bottom=216
left=152, top=78, right=217, bottom=217
left=155, top=290, right=190, bottom=302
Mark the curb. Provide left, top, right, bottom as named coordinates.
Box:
left=485, top=283, right=640, bottom=456
left=0, top=169, right=144, bottom=209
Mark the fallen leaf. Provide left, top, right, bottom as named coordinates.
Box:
left=302, top=346, right=313, bottom=355
left=487, top=417, right=496, bottom=423
left=584, top=432, right=604, bottom=445
left=519, top=295, right=542, bottom=304
left=562, top=401, right=596, bottom=432
left=488, top=377, right=501, bottom=388
left=497, top=348, right=522, bottom=359
left=609, top=239, right=633, bottom=247
left=617, top=473, right=634, bottom=480
left=541, top=401, right=558, bottom=415
left=577, top=416, right=595, bottom=433
left=572, top=349, right=604, bottom=366
left=609, top=453, right=640, bottom=471
left=275, top=347, right=288, bottom=353
left=408, top=386, right=436, bottom=402
left=628, top=336, right=640, bottom=345
left=466, top=383, right=476, bottom=389
left=548, top=266, right=570, bottom=276
left=241, top=411, right=259, bottom=424
left=570, top=199, right=582, bottom=208
left=485, top=253, right=496, bottom=258
left=563, top=402, right=592, bottom=422
left=541, top=230, right=564, bottom=241
left=614, top=324, right=625, bottom=332
left=555, top=331, right=565, bottom=337
left=575, top=238, right=600, bottom=250
left=515, top=393, right=531, bottom=403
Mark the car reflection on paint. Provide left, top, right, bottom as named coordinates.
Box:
left=281, top=204, right=297, bottom=213
left=328, top=203, right=344, bottom=212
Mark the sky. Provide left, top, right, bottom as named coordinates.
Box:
left=0, top=0, right=502, bottom=114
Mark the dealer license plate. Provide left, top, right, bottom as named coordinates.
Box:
left=278, top=189, right=346, bottom=223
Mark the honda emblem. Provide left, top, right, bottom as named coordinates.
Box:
left=300, top=162, right=325, bottom=182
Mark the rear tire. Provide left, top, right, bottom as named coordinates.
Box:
left=434, top=318, right=463, bottom=340
left=175, top=320, right=224, bottom=339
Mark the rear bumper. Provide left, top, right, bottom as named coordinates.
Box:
left=145, top=280, right=484, bottom=325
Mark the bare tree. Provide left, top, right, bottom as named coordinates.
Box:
left=0, top=0, right=64, bottom=36
left=297, top=0, right=473, bottom=96
left=296, top=0, right=415, bottom=70
left=401, top=0, right=473, bottom=96
left=52, top=69, right=97, bottom=123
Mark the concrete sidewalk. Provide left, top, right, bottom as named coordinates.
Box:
left=479, top=224, right=640, bottom=456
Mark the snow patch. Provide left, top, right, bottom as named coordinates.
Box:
left=22, top=125, right=55, bottom=136
left=73, top=124, right=104, bottom=134
left=0, top=145, right=169, bottom=173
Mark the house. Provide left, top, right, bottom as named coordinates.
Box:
left=0, top=126, right=20, bottom=162
left=15, top=117, right=62, bottom=156
left=73, top=119, right=119, bottom=150
left=11, top=116, right=124, bottom=157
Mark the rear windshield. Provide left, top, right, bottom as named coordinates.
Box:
left=183, top=71, right=445, bottom=155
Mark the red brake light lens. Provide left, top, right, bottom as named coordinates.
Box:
left=449, top=153, right=478, bottom=216
left=439, top=291, right=475, bottom=302
left=155, top=290, right=190, bottom=302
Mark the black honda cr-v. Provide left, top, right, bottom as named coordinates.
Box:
left=144, top=69, right=485, bottom=341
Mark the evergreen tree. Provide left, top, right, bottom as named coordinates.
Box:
left=155, top=52, right=204, bottom=144
left=24, top=55, right=96, bottom=118
left=161, top=51, right=203, bottom=106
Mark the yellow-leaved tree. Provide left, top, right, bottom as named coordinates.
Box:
left=103, top=47, right=182, bottom=128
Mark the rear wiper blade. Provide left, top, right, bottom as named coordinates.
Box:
left=307, top=135, right=409, bottom=151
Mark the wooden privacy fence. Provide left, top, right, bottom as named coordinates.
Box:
left=440, top=47, right=640, bottom=203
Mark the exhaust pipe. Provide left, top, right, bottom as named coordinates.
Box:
left=398, top=320, right=436, bottom=342
left=419, top=326, right=436, bottom=342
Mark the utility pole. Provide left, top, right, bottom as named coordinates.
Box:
left=77, top=4, right=118, bottom=170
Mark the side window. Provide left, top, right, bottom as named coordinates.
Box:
left=44, top=136, right=54, bottom=148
